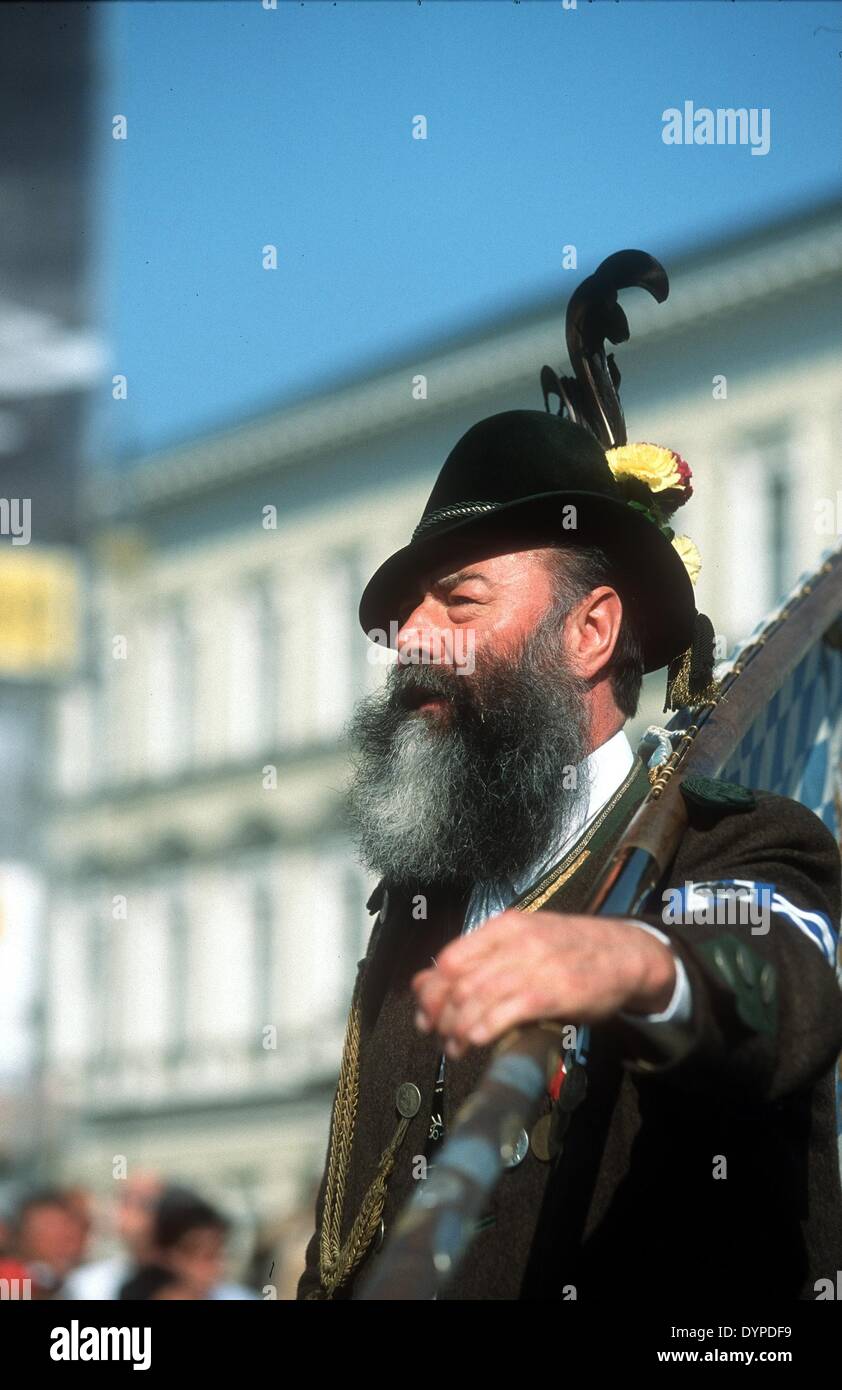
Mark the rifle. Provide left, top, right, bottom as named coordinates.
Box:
left=357, top=539, right=842, bottom=1300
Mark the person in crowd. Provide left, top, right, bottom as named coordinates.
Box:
left=62, top=1169, right=164, bottom=1300
left=120, top=1186, right=258, bottom=1301
left=12, top=1187, right=90, bottom=1298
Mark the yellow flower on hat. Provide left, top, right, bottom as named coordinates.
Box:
left=672, top=533, right=701, bottom=585
left=604, top=442, right=685, bottom=493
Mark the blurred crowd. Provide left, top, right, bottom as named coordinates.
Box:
left=0, top=1172, right=306, bottom=1300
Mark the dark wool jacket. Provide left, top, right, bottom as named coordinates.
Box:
left=297, top=757, right=842, bottom=1301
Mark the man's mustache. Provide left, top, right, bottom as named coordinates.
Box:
left=388, top=659, right=479, bottom=715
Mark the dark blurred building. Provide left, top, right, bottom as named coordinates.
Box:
left=0, top=3, right=100, bottom=1181
left=0, top=1, right=98, bottom=546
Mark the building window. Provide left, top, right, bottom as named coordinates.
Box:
left=226, top=579, right=277, bottom=760
left=311, top=555, right=354, bottom=740
left=146, top=601, right=194, bottom=776
left=48, top=903, right=91, bottom=1071
left=56, top=684, right=94, bottom=795
left=251, top=878, right=275, bottom=1048
left=165, top=891, right=190, bottom=1062
left=87, top=603, right=109, bottom=790
left=723, top=435, right=792, bottom=641
left=86, top=907, right=116, bottom=1073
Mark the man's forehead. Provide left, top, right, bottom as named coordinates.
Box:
left=416, top=540, right=553, bottom=590
left=419, top=562, right=493, bottom=588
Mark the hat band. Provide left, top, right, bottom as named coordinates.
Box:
left=412, top=500, right=500, bottom=540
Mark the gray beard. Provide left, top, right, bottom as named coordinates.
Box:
left=344, top=610, right=594, bottom=891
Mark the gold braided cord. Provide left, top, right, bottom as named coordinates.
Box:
left=521, top=850, right=590, bottom=913
left=308, top=973, right=413, bottom=1299
left=329, top=1108, right=410, bottom=1293
left=319, top=984, right=362, bottom=1279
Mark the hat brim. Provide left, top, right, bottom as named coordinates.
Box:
left=358, top=490, right=697, bottom=674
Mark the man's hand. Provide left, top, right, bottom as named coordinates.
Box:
left=411, top=911, right=677, bottom=1059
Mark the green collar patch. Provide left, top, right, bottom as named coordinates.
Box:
left=681, top=775, right=756, bottom=815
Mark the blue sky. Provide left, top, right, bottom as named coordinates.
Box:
left=92, top=0, right=842, bottom=463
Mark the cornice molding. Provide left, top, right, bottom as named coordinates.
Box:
left=92, top=210, right=842, bottom=519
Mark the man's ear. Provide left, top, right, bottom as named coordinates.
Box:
left=565, top=586, right=623, bottom=680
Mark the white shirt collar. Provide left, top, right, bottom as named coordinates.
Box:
left=578, top=727, right=636, bottom=839
left=463, top=727, right=636, bottom=933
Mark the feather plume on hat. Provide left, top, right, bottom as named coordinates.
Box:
left=540, top=251, right=718, bottom=711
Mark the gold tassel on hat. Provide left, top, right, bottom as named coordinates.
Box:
left=664, top=611, right=720, bottom=712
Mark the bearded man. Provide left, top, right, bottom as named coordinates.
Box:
left=296, top=408, right=842, bottom=1302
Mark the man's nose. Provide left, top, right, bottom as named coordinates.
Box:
left=396, top=597, right=449, bottom=665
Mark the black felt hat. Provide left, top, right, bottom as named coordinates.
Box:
left=358, top=251, right=717, bottom=708
left=358, top=409, right=695, bottom=674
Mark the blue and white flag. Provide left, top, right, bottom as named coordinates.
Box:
left=639, top=546, right=842, bottom=1168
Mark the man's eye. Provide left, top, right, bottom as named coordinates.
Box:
left=448, top=594, right=479, bottom=606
